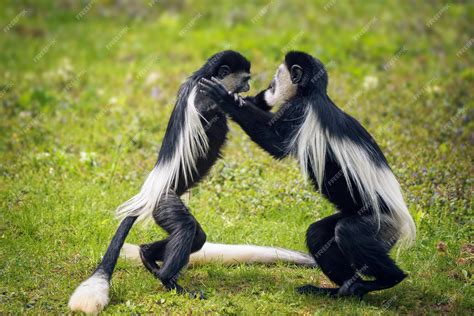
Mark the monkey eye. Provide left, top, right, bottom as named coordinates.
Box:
left=243, top=75, right=251, bottom=81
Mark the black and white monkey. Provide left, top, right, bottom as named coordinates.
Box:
left=199, top=51, right=416, bottom=298
left=69, top=51, right=315, bottom=314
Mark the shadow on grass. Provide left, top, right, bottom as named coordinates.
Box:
left=109, top=263, right=457, bottom=313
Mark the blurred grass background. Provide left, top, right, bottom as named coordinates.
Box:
left=0, top=0, right=472, bottom=314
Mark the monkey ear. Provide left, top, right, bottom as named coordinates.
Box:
left=217, top=65, right=231, bottom=79
left=290, top=65, right=303, bottom=84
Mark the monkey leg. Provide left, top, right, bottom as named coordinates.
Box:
left=139, top=238, right=169, bottom=280
left=334, top=215, right=407, bottom=298
left=139, top=223, right=207, bottom=279
left=140, top=191, right=206, bottom=297
left=297, top=213, right=358, bottom=296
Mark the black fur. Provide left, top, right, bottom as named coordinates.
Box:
left=86, top=51, right=254, bottom=296
left=95, top=216, right=137, bottom=280
left=201, top=51, right=409, bottom=298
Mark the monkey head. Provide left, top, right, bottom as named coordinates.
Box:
left=200, top=50, right=251, bottom=94
left=264, top=51, right=328, bottom=107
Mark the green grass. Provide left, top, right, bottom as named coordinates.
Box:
left=1, top=0, right=473, bottom=314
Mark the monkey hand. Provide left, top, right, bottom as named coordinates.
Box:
left=198, top=78, right=245, bottom=112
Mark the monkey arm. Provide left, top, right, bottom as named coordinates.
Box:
left=223, top=102, right=291, bottom=158
left=243, top=89, right=272, bottom=111
left=199, top=78, right=289, bottom=158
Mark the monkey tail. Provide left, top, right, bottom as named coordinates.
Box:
left=69, top=216, right=137, bottom=315
left=121, top=242, right=317, bottom=267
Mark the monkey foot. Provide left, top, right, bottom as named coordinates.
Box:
left=139, top=248, right=206, bottom=300
left=296, top=284, right=339, bottom=296
left=337, top=281, right=366, bottom=299
left=139, top=247, right=161, bottom=279
left=186, top=289, right=206, bottom=300
left=166, top=283, right=206, bottom=300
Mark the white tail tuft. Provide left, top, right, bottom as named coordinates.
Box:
left=68, top=272, right=110, bottom=315
left=121, top=242, right=316, bottom=267
left=121, top=243, right=141, bottom=261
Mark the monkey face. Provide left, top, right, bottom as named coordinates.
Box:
left=219, top=71, right=251, bottom=94
left=264, top=63, right=298, bottom=107
left=213, top=63, right=251, bottom=94
left=203, top=51, right=251, bottom=95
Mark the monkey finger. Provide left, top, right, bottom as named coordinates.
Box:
left=199, top=88, right=217, bottom=98
left=199, top=78, right=211, bottom=85
left=197, top=82, right=212, bottom=92
left=198, top=85, right=221, bottom=100
left=210, top=77, right=224, bottom=86
left=210, top=77, right=229, bottom=94
left=201, top=85, right=226, bottom=100
left=202, top=78, right=229, bottom=99
left=200, top=78, right=217, bottom=88
left=198, top=81, right=217, bottom=93
left=199, top=79, right=220, bottom=92
left=200, top=79, right=230, bottom=100
left=198, top=80, right=212, bottom=90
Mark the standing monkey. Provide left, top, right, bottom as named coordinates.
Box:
left=69, top=51, right=314, bottom=314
